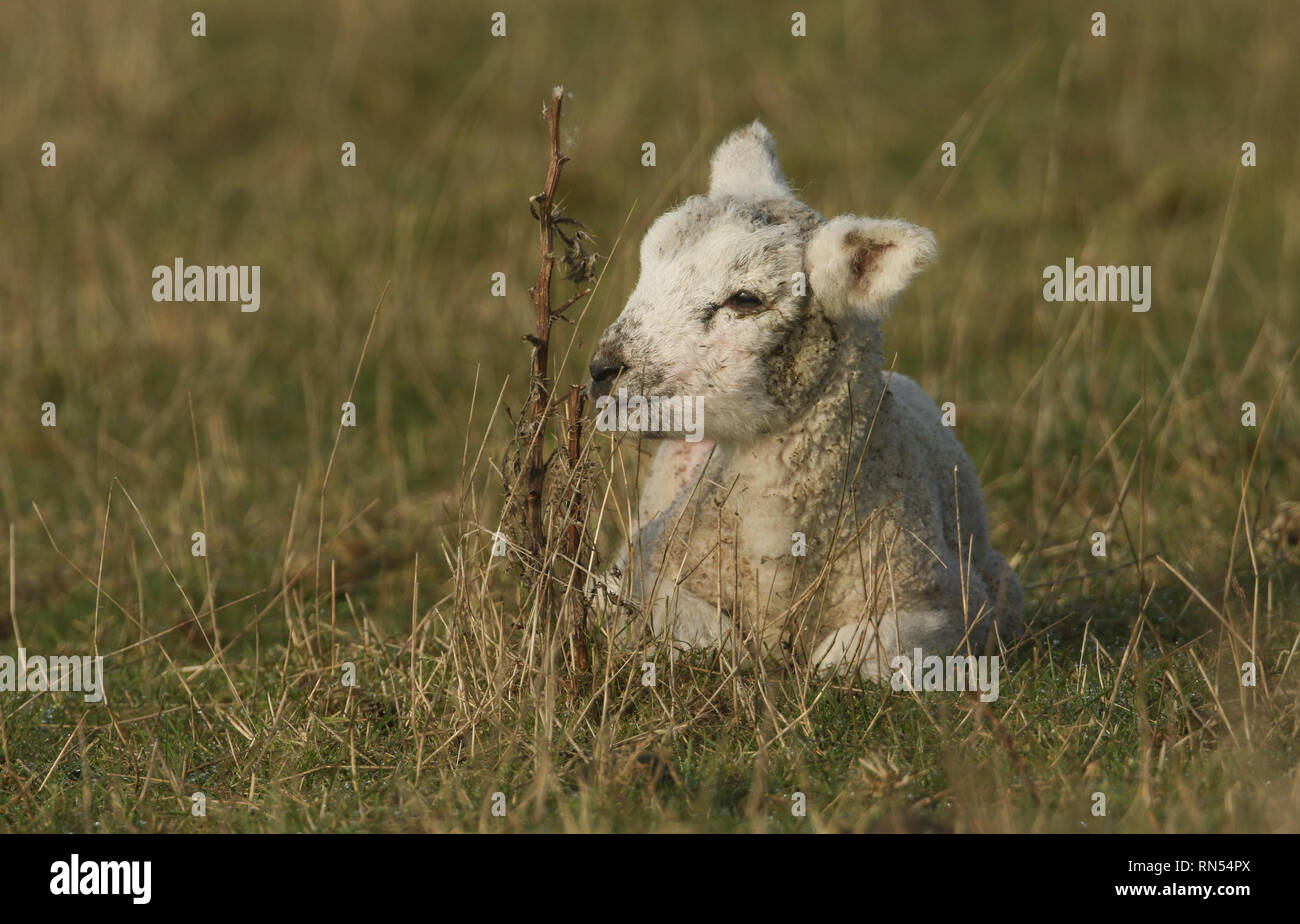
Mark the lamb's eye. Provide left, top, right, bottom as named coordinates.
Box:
left=725, top=290, right=765, bottom=312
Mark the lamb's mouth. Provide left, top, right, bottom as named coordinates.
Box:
left=589, top=384, right=705, bottom=443
left=587, top=375, right=616, bottom=401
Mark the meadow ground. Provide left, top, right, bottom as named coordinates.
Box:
left=1, top=0, right=1298, bottom=832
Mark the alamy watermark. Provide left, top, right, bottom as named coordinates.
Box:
left=890, top=648, right=1001, bottom=702
left=152, top=259, right=261, bottom=312
left=0, top=649, right=104, bottom=703
left=50, top=854, right=150, bottom=904
left=593, top=387, right=704, bottom=442
left=1042, top=258, right=1151, bottom=312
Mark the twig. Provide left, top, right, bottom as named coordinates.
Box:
left=503, top=85, right=601, bottom=679
left=521, top=86, right=571, bottom=561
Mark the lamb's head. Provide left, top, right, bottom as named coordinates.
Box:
left=589, top=121, right=937, bottom=445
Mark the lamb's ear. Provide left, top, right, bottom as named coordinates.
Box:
left=707, top=121, right=791, bottom=200
left=805, top=216, right=937, bottom=319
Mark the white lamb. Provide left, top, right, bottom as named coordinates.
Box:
left=588, top=122, right=1024, bottom=679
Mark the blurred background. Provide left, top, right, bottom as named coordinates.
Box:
left=1, top=0, right=1296, bottom=644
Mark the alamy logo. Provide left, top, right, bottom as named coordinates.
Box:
left=1042, top=257, right=1151, bottom=312
left=49, top=855, right=151, bottom=904
left=0, top=649, right=104, bottom=703
left=889, top=648, right=1001, bottom=702
left=594, top=387, right=704, bottom=443
left=152, top=258, right=261, bottom=312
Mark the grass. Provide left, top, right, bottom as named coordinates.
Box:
left=1, top=0, right=1298, bottom=833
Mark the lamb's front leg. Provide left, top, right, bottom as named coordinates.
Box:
left=593, top=544, right=735, bottom=657
left=811, top=606, right=1001, bottom=681
left=647, top=582, right=735, bottom=654
left=594, top=439, right=728, bottom=655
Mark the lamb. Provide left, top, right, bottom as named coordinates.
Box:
left=587, top=121, right=1024, bottom=679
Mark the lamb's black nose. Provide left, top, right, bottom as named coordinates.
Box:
left=588, top=359, right=625, bottom=398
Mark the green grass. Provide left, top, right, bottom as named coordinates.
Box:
left=1, top=0, right=1298, bottom=833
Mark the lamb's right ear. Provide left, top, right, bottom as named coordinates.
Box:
left=805, top=216, right=937, bottom=319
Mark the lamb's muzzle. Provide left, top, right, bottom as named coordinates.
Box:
left=587, top=353, right=625, bottom=400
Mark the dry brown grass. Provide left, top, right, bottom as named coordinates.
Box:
left=0, top=0, right=1297, bottom=832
